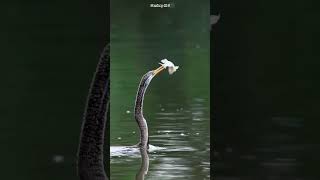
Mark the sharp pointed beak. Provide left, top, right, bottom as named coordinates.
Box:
left=153, top=66, right=165, bottom=76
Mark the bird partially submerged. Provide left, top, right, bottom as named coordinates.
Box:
left=134, top=59, right=179, bottom=150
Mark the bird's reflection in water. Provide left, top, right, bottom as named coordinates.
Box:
left=136, top=148, right=150, bottom=180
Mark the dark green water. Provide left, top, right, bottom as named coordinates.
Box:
left=110, top=1, right=210, bottom=179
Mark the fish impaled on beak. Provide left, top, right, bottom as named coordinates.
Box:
left=159, top=59, right=179, bottom=75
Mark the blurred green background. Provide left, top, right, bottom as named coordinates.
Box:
left=0, top=0, right=107, bottom=179
left=110, top=0, right=210, bottom=179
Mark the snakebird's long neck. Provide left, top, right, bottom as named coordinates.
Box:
left=77, top=44, right=109, bottom=180
left=134, top=71, right=154, bottom=149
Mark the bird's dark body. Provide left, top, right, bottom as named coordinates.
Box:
left=77, top=44, right=110, bottom=180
